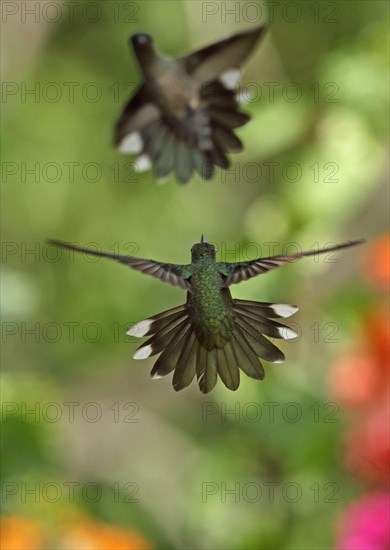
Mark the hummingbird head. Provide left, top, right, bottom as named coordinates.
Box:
left=191, top=237, right=216, bottom=262
left=130, top=33, right=155, bottom=60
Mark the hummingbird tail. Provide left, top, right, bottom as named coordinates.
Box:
left=129, top=299, right=299, bottom=394
left=129, top=303, right=220, bottom=393
left=129, top=304, right=200, bottom=390
left=116, top=87, right=250, bottom=184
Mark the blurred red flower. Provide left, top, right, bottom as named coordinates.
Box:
left=336, top=491, right=390, bottom=550
left=345, top=396, right=390, bottom=484
left=363, top=234, right=390, bottom=289
left=329, top=308, right=389, bottom=410
left=329, top=308, right=389, bottom=483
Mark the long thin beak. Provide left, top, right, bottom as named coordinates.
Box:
left=200, top=234, right=206, bottom=243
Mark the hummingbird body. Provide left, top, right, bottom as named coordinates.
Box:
left=143, top=58, right=198, bottom=116
left=49, top=237, right=364, bottom=393
left=114, top=27, right=268, bottom=183
left=186, top=249, right=235, bottom=350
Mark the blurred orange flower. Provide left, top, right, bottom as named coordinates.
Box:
left=61, top=518, right=152, bottom=550
left=0, top=516, right=45, bottom=550
left=0, top=514, right=152, bottom=550
left=363, top=234, right=390, bottom=288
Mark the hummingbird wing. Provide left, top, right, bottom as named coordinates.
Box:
left=181, top=25, right=267, bottom=84
left=114, top=85, right=160, bottom=153
left=48, top=240, right=192, bottom=290
left=219, top=240, right=365, bottom=286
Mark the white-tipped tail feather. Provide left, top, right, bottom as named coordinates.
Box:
left=220, top=69, right=242, bottom=90
left=119, top=132, right=143, bottom=154
left=270, top=304, right=299, bottom=318
left=127, top=319, right=153, bottom=338
left=277, top=326, right=298, bottom=340
left=131, top=299, right=298, bottom=393
left=133, top=345, right=153, bottom=360
left=134, top=154, right=152, bottom=172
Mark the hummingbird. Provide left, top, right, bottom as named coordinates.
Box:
left=114, top=26, right=267, bottom=184
left=49, top=236, right=364, bottom=394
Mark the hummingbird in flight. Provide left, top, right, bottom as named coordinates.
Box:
left=114, top=26, right=267, bottom=184
left=49, top=236, right=364, bottom=393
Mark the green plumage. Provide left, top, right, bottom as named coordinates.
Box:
left=187, top=252, right=235, bottom=349
left=49, top=237, right=364, bottom=393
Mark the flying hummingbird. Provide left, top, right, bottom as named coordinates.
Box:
left=114, top=26, right=267, bottom=184
left=49, top=236, right=364, bottom=393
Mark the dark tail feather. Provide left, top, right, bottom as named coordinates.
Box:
left=153, top=132, right=176, bottom=182
left=175, top=141, right=194, bottom=185
left=216, top=342, right=240, bottom=390
left=172, top=331, right=198, bottom=391
left=204, top=80, right=248, bottom=156
left=212, top=122, right=243, bottom=153
left=231, top=328, right=264, bottom=380
left=191, top=149, right=216, bottom=180
left=128, top=305, right=187, bottom=338
left=208, top=143, right=229, bottom=170
left=132, top=317, right=189, bottom=360
left=229, top=298, right=299, bottom=378
left=233, top=299, right=299, bottom=319
left=197, top=346, right=218, bottom=394
left=143, top=119, right=168, bottom=161
left=234, top=305, right=298, bottom=340
left=208, top=108, right=250, bottom=129
left=150, top=322, right=191, bottom=379
left=235, top=314, right=285, bottom=363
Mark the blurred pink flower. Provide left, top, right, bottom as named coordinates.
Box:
left=336, top=492, right=390, bottom=550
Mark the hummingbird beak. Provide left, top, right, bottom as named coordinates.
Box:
left=200, top=234, right=206, bottom=244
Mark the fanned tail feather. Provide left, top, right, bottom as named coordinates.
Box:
left=197, top=346, right=218, bottom=394
left=122, top=80, right=249, bottom=184
left=130, top=300, right=298, bottom=393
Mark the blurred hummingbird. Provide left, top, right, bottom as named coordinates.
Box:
left=49, top=236, right=364, bottom=393
left=114, top=26, right=267, bottom=184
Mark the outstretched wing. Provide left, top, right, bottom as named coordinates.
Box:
left=219, top=240, right=365, bottom=287
left=114, top=85, right=160, bottom=150
left=48, top=240, right=192, bottom=290
left=181, top=25, right=267, bottom=84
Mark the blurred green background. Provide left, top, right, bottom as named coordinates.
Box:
left=1, top=1, right=389, bottom=548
